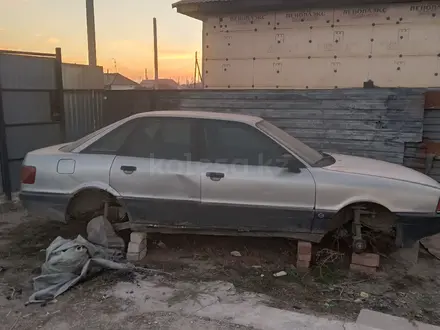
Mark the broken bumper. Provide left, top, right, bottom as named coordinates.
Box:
left=396, top=213, right=440, bottom=247
left=19, top=191, right=70, bottom=222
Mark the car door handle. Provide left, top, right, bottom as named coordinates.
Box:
left=206, top=172, right=225, bottom=181
left=121, top=165, right=137, bottom=174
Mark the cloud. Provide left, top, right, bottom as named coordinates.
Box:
left=47, top=37, right=60, bottom=44
left=0, top=28, right=5, bottom=32
left=35, top=33, right=43, bottom=38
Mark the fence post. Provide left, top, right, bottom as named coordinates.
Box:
left=0, top=83, right=12, bottom=200
left=151, top=90, right=158, bottom=111
left=54, top=47, right=66, bottom=142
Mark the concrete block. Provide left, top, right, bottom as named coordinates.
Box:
left=352, top=253, right=380, bottom=268
left=128, top=240, right=146, bottom=254
left=357, top=308, right=440, bottom=330
left=127, top=248, right=147, bottom=262
left=297, top=241, right=312, bottom=255
left=297, top=253, right=312, bottom=262
left=350, top=264, right=376, bottom=275
left=130, top=232, right=147, bottom=244
left=296, top=260, right=310, bottom=270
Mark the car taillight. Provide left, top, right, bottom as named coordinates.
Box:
left=21, top=166, right=36, bottom=184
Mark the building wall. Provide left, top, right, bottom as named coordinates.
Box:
left=203, top=2, right=440, bottom=89
left=109, top=84, right=138, bottom=90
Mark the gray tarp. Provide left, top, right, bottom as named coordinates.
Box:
left=27, top=217, right=131, bottom=304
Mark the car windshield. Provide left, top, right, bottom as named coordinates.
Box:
left=256, top=120, right=324, bottom=166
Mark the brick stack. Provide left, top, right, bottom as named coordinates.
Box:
left=296, top=241, right=312, bottom=269
left=127, top=232, right=147, bottom=261
left=350, top=253, right=380, bottom=274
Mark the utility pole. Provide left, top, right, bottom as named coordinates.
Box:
left=193, top=52, right=197, bottom=88
left=153, top=17, right=159, bottom=89
left=194, top=51, right=202, bottom=88
left=86, top=0, right=97, bottom=66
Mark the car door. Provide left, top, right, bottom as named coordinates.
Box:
left=198, top=119, right=316, bottom=233
left=108, top=117, right=202, bottom=227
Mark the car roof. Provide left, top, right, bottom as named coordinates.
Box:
left=130, top=110, right=263, bottom=125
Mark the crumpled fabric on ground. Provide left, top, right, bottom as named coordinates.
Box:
left=27, top=217, right=131, bottom=304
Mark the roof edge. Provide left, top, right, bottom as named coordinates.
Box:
left=172, top=0, right=421, bottom=20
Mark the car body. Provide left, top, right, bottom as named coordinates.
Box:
left=20, top=111, right=440, bottom=247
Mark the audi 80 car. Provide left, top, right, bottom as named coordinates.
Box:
left=19, top=111, right=440, bottom=251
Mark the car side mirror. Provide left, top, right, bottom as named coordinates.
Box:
left=281, top=154, right=301, bottom=173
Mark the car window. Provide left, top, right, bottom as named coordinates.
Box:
left=82, top=120, right=140, bottom=154
left=60, top=122, right=120, bottom=152
left=202, top=120, right=290, bottom=167
left=119, top=118, right=194, bottom=161
left=256, top=120, right=324, bottom=166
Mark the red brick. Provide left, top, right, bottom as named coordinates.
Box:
left=351, top=253, right=380, bottom=268
left=297, top=253, right=312, bottom=262
left=296, top=260, right=310, bottom=269
left=350, top=263, right=376, bottom=275
left=297, top=241, right=312, bottom=255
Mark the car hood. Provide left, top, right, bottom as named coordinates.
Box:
left=325, top=153, right=440, bottom=188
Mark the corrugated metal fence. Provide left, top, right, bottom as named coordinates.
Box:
left=64, top=90, right=104, bottom=141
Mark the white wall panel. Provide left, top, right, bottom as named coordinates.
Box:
left=205, top=59, right=254, bottom=88
left=312, top=26, right=373, bottom=57
left=372, top=23, right=440, bottom=56
left=204, top=16, right=222, bottom=33
left=334, top=5, right=391, bottom=26
left=202, top=1, right=440, bottom=89
left=387, top=2, right=440, bottom=24
left=205, top=32, right=255, bottom=59
left=370, top=56, right=440, bottom=87
left=275, top=29, right=313, bottom=57
left=216, top=13, right=274, bottom=32
left=276, top=9, right=333, bottom=28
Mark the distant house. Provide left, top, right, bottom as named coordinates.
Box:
left=104, top=73, right=140, bottom=90
left=140, top=79, right=180, bottom=90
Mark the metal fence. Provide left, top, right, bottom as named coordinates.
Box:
left=0, top=49, right=104, bottom=199
left=65, top=90, right=104, bottom=141
left=0, top=49, right=64, bottom=198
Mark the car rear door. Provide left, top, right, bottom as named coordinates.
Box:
left=108, top=117, right=202, bottom=227
left=198, top=119, right=316, bottom=233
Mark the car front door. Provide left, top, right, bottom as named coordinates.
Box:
left=106, top=117, right=202, bottom=227
left=198, top=119, right=316, bottom=234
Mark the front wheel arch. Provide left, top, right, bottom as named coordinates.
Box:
left=326, top=201, right=396, bottom=233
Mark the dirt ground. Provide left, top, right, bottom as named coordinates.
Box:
left=1, top=207, right=440, bottom=329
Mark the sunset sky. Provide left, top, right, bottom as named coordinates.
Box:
left=0, top=0, right=202, bottom=82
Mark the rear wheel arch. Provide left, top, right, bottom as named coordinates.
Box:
left=65, top=188, right=120, bottom=222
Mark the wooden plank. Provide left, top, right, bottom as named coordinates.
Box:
left=155, top=88, right=426, bottom=168
left=425, top=91, right=440, bottom=110
left=166, top=88, right=424, bottom=101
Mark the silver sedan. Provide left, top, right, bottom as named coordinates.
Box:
left=19, top=111, right=440, bottom=251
